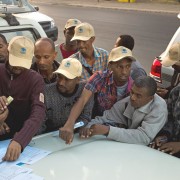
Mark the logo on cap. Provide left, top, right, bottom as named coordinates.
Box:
left=78, top=27, right=83, bottom=33
left=74, top=20, right=78, bottom=24
left=122, top=48, right=127, bottom=54
left=65, top=61, right=71, bottom=68
left=20, top=47, right=26, bottom=54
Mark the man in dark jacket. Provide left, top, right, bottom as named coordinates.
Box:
left=0, top=36, right=45, bottom=161
left=31, top=37, right=59, bottom=84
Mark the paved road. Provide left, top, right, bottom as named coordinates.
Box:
left=37, top=4, right=179, bottom=73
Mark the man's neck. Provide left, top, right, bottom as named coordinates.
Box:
left=82, top=49, right=95, bottom=66
left=39, top=67, right=54, bottom=80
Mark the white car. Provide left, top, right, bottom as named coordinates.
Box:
left=150, top=14, right=180, bottom=88
left=24, top=132, right=180, bottom=180
left=0, top=12, right=47, bottom=43
left=0, top=0, right=58, bottom=41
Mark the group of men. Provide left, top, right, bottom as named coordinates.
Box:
left=0, top=18, right=180, bottom=161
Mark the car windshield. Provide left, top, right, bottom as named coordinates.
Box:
left=0, top=0, right=35, bottom=13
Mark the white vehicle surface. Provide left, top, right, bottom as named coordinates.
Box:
left=150, top=13, right=180, bottom=88
left=0, top=0, right=58, bottom=41
left=0, top=12, right=47, bottom=43
left=25, top=132, right=180, bottom=180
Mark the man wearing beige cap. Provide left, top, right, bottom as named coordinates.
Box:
left=0, top=36, right=45, bottom=161
left=60, top=46, right=135, bottom=144
left=42, top=58, right=93, bottom=134
left=59, top=19, right=81, bottom=59
left=80, top=76, right=167, bottom=145
left=70, top=22, right=109, bottom=80
left=157, top=42, right=180, bottom=99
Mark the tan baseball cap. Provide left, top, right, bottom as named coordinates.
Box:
left=108, top=46, right=136, bottom=63
left=8, top=36, right=34, bottom=69
left=161, top=43, right=180, bottom=67
left=64, top=19, right=81, bottom=30
left=54, top=58, right=82, bottom=79
left=71, top=22, right=95, bottom=41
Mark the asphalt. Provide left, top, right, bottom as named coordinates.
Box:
left=31, top=0, right=180, bottom=14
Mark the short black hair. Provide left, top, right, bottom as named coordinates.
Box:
left=0, top=33, right=8, bottom=44
left=36, top=37, right=55, bottom=51
left=133, top=76, right=157, bottom=96
left=117, top=35, right=134, bottom=51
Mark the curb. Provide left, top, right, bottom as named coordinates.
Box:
left=32, top=1, right=179, bottom=14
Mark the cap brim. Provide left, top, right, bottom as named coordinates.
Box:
left=71, top=36, right=91, bottom=41
left=53, top=69, right=76, bottom=79
left=161, top=56, right=176, bottom=67
left=65, top=25, right=76, bottom=30
left=9, top=54, right=32, bottom=69
left=109, top=55, right=136, bottom=63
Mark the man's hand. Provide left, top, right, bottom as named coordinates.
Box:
left=2, top=140, right=22, bottom=161
left=156, top=88, right=168, bottom=98
left=0, top=108, right=9, bottom=124
left=149, top=135, right=168, bottom=149
left=60, top=125, right=74, bottom=144
left=0, top=122, right=10, bottom=135
left=0, top=96, right=8, bottom=112
left=159, top=142, right=180, bottom=155
left=80, top=124, right=109, bottom=138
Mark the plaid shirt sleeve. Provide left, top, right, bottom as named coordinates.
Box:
left=163, top=85, right=180, bottom=138
left=85, top=71, right=103, bottom=93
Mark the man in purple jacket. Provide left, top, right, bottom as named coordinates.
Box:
left=0, top=36, right=45, bottom=161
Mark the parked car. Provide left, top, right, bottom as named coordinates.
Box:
left=0, top=0, right=58, bottom=41
left=24, top=132, right=180, bottom=180
left=0, top=12, right=47, bottom=44
left=150, top=14, right=180, bottom=88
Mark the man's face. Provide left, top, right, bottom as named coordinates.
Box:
left=0, top=37, right=8, bottom=63
left=64, top=27, right=76, bottom=46
left=57, top=74, right=79, bottom=94
left=77, top=37, right=94, bottom=55
left=34, top=40, right=57, bottom=71
left=109, top=58, right=132, bottom=86
left=130, top=84, right=153, bottom=109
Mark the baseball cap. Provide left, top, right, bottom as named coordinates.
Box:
left=64, top=19, right=81, bottom=30
left=8, top=36, right=34, bottom=69
left=71, top=22, right=95, bottom=41
left=161, top=43, right=180, bottom=67
left=54, top=58, right=82, bottom=79
left=108, top=46, right=136, bottom=63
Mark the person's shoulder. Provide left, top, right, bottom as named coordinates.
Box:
left=0, top=63, right=5, bottom=69
left=45, top=82, right=57, bottom=95
left=94, top=47, right=109, bottom=54
left=154, top=94, right=167, bottom=107
left=27, top=69, right=44, bottom=82
left=69, top=51, right=80, bottom=59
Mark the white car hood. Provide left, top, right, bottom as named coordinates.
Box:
left=14, top=11, right=53, bottom=23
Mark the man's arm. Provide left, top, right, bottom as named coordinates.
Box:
left=60, top=88, right=93, bottom=144
left=107, top=102, right=168, bottom=145
left=12, top=77, right=46, bottom=149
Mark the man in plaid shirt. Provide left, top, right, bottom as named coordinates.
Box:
left=60, top=46, right=136, bottom=144
left=70, top=22, right=109, bottom=80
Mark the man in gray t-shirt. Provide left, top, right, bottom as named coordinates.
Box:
left=42, top=58, right=94, bottom=133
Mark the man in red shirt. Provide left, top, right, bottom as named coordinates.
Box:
left=59, top=19, right=81, bottom=59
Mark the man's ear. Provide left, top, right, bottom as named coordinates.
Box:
left=91, top=36, right=95, bottom=43
left=108, top=63, right=112, bottom=71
